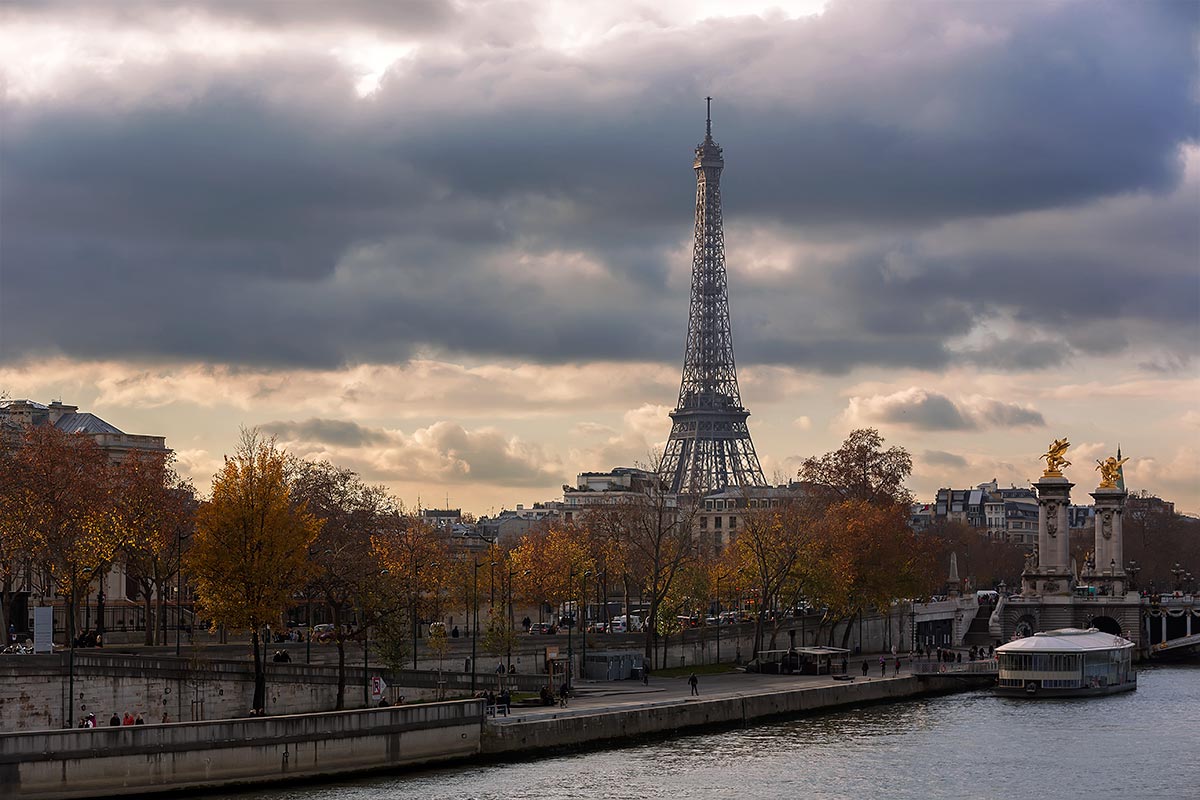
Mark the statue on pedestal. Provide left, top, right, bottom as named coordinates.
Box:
left=1095, top=454, right=1129, bottom=489
left=1040, top=438, right=1071, bottom=477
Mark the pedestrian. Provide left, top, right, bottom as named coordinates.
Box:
left=134, top=713, right=144, bottom=725
left=122, top=712, right=134, bottom=725
left=109, top=712, right=121, bottom=727
left=451, top=626, right=460, bottom=638
left=861, top=660, right=869, bottom=677
left=894, top=657, right=901, bottom=676
left=558, top=683, right=569, bottom=707
left=642, top=665, right=650, bottom=685
left=879, top=656, right=886, bottom=677
left=688, top=672, right=699, bottom=696
left=522, top=616, right=532, bottom=631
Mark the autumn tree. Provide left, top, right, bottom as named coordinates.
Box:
left=113, top=450, right=196, bottom=646
left=187, top=431, right=319, bottom=712
left=0, top=426, right=115, bottom=651
left=371, top=513, right=452, bottom=675
left=733, top=500, right=812, bottom=656
left=799, top=428, right=913, bottom=506
left=606, top=488, right=701, bottom=667
left=797, top=429, right=931, bottom=647
left=509, top=524, right=594, bottom=619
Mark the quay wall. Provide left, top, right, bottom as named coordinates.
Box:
left=483, top=674, right=987, bottom=755
left=0, top=700, right=484, bottom=800
left=0, top=654, right=545, bottom=733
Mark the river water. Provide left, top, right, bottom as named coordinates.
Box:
left=214, top=665, right=1199, bottom=800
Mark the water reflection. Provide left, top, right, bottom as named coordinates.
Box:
left=212, top=666, right=1200, bottom=800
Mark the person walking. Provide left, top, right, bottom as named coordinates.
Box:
left=861, top=659, right=869, bottom=677
left=894, top=657, right=901, bottom=676
left=688, top=672, right=699, bottom=696
left=558, top=683, right=569, bottom=707
left=642, top=665, right=650, bottom=686
left=879, top=656, right=886, bottom=677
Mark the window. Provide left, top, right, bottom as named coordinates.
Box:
left=699, top=516, right=707, bottom=529
left=714, top=516, right=722, bottom=529
left=729, top=516, right=737, bottom=529
left=705, top=501, right=713, bottom=511
left=750, top=499, right=759, bottom=508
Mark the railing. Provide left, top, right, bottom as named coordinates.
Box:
left=911, top=658, right=997, bottom=675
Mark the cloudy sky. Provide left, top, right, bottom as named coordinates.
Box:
left=1, top=0, right=1197, bottom=515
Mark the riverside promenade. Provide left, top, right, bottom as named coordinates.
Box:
left=483, top=665, right=992, bottom=755
left=0, top=661, right=992, bottom=800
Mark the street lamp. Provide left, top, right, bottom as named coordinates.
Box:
left=471, top=559, right=483, bottom=692
left=567, top=566, right=576, bottom=691
left=581, top=570, right=592, bottom=683
left=1126, top=561, right=1140, bottom=592
left=1171, top=563, right=1185, bottom=592
left=507, top=568, right=529, bottom=673
left=715, top=571, right=724, bottom=665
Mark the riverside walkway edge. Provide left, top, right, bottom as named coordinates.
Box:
left=482, top=672, right=993, bottom=755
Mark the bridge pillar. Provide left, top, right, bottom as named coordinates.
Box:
left=1023, top=476, right=1073, bottom=596
left=1089, top=487, right=1128, bottom=594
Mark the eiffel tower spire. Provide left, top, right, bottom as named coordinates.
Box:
left=658, top=100, right=766, bottom=495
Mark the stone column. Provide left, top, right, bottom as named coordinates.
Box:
left=1090, top=487, right=1127, bottom=595
left=1033, top=476, right=1073, bottom=595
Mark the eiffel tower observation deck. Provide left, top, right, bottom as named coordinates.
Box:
left=658, top=99, right=766, bottom=495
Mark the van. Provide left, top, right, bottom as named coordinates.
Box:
left=975, top=590, right=1000, bottom=604
left=608, top=615, right=641, bottom=633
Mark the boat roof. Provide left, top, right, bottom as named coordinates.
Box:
left=996, top=628, right=1134, bottom=653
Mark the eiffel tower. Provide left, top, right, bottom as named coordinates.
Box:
left=658, top=99, right=766, bottom=495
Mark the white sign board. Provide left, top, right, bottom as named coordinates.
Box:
left=33, top=607, right=54, bottom=653
left=370, top=675, right=388, bottom=702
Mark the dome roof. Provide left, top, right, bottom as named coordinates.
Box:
left=996, top=628, right=1134, bottom=653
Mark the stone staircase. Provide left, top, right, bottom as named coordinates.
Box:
left=962, top=603, right=995, bottom=647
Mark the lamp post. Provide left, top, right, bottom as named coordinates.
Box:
left=567, top=566, right=576, bottom=690
left=175, top=522, right=183, bottom=657
left=471, top=559, right=482, bottom=692
left=715, top=571, right=722, bottom=665
left=507, top=568, right=529, bottom=673
left=581, top=570, right=592, bottom=682
left=305, top=591, right=313, bottom=664
left=1171, top=563, right=1185, bottom=592
left=1125, top=561, right=1140, bottom=592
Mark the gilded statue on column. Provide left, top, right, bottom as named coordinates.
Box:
left=1096, top=454, right=1129, bottom=489
left=1040, top=438, right=1071, bottom=477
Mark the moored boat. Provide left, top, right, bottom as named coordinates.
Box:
left=995, top=628, right=1136, bottom=697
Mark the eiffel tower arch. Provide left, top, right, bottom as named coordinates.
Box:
left=658, top=100, right=766, bottom=495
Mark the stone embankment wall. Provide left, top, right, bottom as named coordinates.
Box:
left=0, top=654, right=544, bottom=733
left=484, top=674, right=985, bottom=755
left=0, top=699, right=483, bottom=800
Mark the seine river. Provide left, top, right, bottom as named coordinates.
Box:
left=216, top=665, right=1198, bottom=800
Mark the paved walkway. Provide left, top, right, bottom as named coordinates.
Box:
left=489, top=666, right=912, bottom=726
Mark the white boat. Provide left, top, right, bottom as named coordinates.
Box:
left=995, top=628, right=1136, bottom=697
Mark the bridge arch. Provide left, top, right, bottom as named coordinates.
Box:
left=1091, top=616, right=1121, bottom=636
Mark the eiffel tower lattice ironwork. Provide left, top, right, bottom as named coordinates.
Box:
left=658, top=99, right=766, bottom=495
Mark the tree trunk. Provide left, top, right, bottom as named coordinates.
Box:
left=840, top=612, right=856, bottom=650
left=332, top=604, right=346, bottom=710
left=0, top=583, right=10, bottom=646
left=142, top=584, right=154, bottom=646
left=251, top=628, right=265, bottom=713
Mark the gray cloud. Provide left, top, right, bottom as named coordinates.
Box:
left=922, top=450, right=968, bottom=469
left=0, top=1, right=1195, bottom=373
left=846, top=388, right=1045, bottom=431
left=261, top=418, right=389, bottom=447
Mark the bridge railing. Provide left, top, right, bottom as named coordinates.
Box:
left=911, top=658, right=997, bottom=676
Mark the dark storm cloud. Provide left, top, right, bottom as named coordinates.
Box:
left=261, top=418, right=389, bottom=447
left=922, top=450, right=968, bottom=469
left=849, top=389, right=1045, bottom=431
left=0, top=0, right=1196, bottom=372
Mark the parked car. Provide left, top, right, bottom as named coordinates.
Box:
left=311, top=623, right=336, bottom=643
left=528, top=622, right=557, bottom=635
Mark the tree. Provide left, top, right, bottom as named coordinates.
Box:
left=732, top=501, right=812, bottom=656
left=798, top=428, right=913, bottom=505
left=605, top=487, right=701, bottom=667
left=292, top=460, right=398, bottom=709
left=371, top=513, right=452, bottom=678
left=510, top=524, right=593, bottom=619
left=114, top=450, right=195, bottom=646
left=187, top=431, right=319, bottom=712
left=0, top=426, right=115, bottom=652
